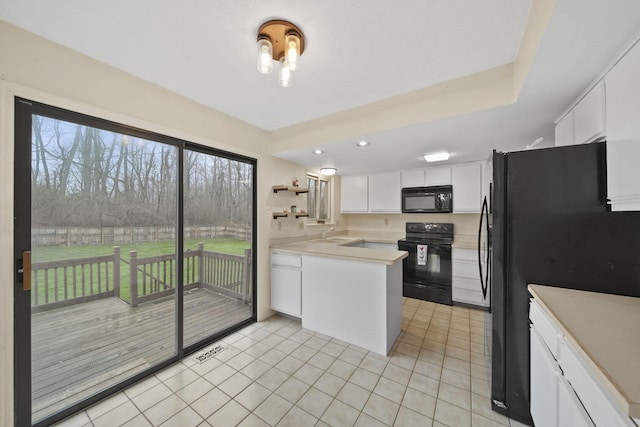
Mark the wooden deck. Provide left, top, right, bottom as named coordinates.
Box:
left=31, top=288, right=252, bottom=422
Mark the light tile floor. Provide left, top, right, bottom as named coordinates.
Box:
left=54, top=298, right=530, bottom=427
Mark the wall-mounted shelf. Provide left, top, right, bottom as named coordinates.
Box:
left=272, top=212, right=309, bottom=219
left=272, top=185, right=309, bottom=195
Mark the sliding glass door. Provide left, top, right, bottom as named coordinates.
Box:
left=13, top=99, right=256, bottom=426
left=182, top=148, right=254, bottom=347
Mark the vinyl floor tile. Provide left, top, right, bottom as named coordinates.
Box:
left=54, top=299, right=526, bottom=427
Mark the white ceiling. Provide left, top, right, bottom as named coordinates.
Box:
left=2, top=1, right=640, bottom=175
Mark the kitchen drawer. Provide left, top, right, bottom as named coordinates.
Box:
left=452, top=276, right=480, bottom=292
left=560, top=339, right=635, bottom=427
left=530, top=326, right=560, bottom=427
left=529, top=299, right=562, bottom=360
left=271, top=252, right=302, bottom=268
left=452, top=248, right=480, bottom=262
left=452, top=260, right=480, bottom=280
left=452, top=285, right=483, bottom=305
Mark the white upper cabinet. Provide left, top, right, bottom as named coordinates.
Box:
left=341, top=162, right=480, bottom=214
left=451, top=163, right=482, bottom=213
left=369, top=172, right=401, bottom=212
left=555, top=111, right=574, bottom=146
left=340, top=175, right=369, bottom=212
left=401, top=169, right=425, bottom=188
left=401, top=166, right=452, bottom=188
left=555, top=81, right=605, bottom=146
left=573, top=81, right=606, bottom=144
left=425, top=166, right=452, bottom=186
left=605, top=40, right=640, bottom=211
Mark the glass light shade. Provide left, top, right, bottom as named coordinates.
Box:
left=257, top=38, right=273, bottom=74
left=320, top=168, right=337, bottom=176
left=285, top=33, right=300, bottom=71
left=279, top=58, right=293, bottom=87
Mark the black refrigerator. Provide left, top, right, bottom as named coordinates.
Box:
left=489, top=141, right=640, bottom=425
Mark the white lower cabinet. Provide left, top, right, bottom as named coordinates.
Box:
left=530, top=326, right=559, bottom=427
left=558, top=375, right=595, bottom=427
left=270, top=252, right=302, bottom=317
left=452, top=248, right=490, bottom=308
left=560, top=338, right=635, bottom=427
left=530, top=298, right=636, bottom=427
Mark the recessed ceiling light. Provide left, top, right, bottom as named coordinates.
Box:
left=357, top=141, right=369, bottom=147
left=423, top=152, right=451, bottom=162
left=313, top=149, right=323, bottom=155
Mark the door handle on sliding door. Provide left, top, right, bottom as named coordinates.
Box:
left=17, top=251, right=31, bottom=291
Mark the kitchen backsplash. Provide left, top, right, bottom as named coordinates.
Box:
left=344, top=213, right=481, bottom=240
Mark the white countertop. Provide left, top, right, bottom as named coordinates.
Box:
left=345, top=231, right=478, bottom=249
left=271, top=231, right=476, bottom=263
left=343, top=231, right=403, bottom=244
left=528, top=284, right=640, bottom=419
left=271, top=237, right=407, bottom=265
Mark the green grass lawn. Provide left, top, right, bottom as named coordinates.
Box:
left=31, top=238, right=251, bottom=306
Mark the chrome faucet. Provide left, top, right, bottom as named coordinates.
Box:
left=322, top=227, right=334, bottom=239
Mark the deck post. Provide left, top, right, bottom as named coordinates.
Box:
left=242, top=248, right=251, bottom=304
left=130, top=250, right=138, bottom=307
left=113, top=246, right=121, bottom=298
left=198, top=242, right=204, bottom=289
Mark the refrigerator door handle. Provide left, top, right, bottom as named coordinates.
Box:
left=478, top=196, right=489, bottom=299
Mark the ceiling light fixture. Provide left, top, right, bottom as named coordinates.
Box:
left=320, top=168, right=337, bottom=176
left=313, top=149, right=323, bottom=155
left=357, top=141, right=369, bottom=147
left=423, top=152, right=451, bottom=162
left=256, top=19, right=305, bottom=88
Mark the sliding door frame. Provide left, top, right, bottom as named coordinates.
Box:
left=13, top=97, right=257, bottom=426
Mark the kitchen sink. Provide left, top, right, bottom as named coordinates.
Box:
left=324, top=237, right=356, bottom=242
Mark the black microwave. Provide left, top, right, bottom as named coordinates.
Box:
left=401, top=185, right=453, bottom=213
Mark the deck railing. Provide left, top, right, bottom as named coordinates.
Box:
left=31, top=244, right=251, bottom=311
left=31, top=248, right=121, bottom=313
